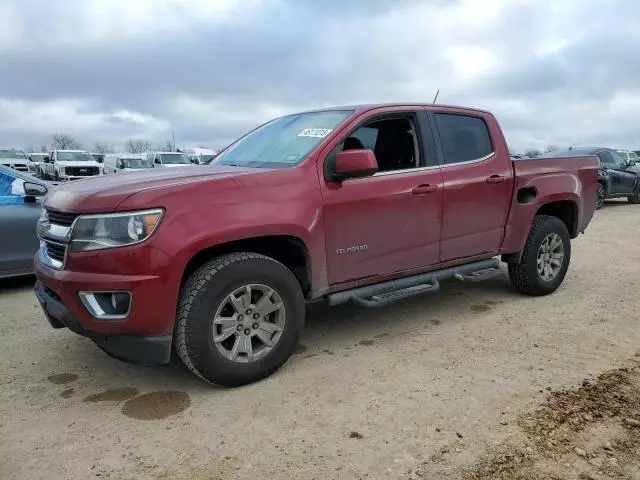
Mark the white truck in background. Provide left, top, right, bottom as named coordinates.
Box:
left=181, top=147, right=217, bottom=165
left=0, top=149, right=36, bottom=174
left=103, top=153, right=153, bottom=174
left=41, top=150, right=102, bottom=181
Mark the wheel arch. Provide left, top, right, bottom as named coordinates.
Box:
left=179, top=235, right=312, bottom=295
left=502, top=199, right=578, bottom=264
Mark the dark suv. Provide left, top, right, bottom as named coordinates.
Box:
left=548, top=147, right=640, bottom=209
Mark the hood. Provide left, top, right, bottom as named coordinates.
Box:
left=0, top=159, right=30, bottom=165
left=626, top=164, right=640, bottom=174
left=44, top=164, right=260, bottom=213
left=56, top=160, right=101, bottom=167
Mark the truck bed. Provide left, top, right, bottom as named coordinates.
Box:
left=500, top=155, right=599, bottom=254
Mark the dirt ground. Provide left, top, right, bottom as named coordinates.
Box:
left=1, top=200, right=639, bottom=480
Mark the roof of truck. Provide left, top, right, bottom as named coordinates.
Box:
left=300, top=103, right=493, bottom=116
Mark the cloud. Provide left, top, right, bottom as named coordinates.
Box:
left=0, top=0, right=639, bottom=152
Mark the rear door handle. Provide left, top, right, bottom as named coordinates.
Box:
left=486, top=175, right=506, bottom=184
left=412, top=184, right=438, bottom=195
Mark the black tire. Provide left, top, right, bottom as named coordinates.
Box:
left=175, top=252, right=305, bottom=387
left=628, top=185, right=640, bottom=204
left=596, top=183, right=605, bottom=209
left=508, top=215, right=571, bottom=296
left=54, top=172, right=60, bottom=182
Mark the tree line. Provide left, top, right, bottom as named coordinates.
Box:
left=33, top=134, right=182, bottom=154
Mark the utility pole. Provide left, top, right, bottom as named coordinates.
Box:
left=172, top=129, right=176, bottom=152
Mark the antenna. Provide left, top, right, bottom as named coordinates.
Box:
left=432, top=89, right=440, bottom=104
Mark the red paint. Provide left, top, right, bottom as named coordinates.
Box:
left=334, top=149, right=378, bottom=177
left=35, top=103, right=598, bottom=339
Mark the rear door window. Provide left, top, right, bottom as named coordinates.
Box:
left=434, top=113, right=493, bottom=164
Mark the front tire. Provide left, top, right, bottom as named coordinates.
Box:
left=596, top=183, right=605, bottom=209
left=175, top=252, right=305, bottom=387
left=508, top=215, right=571, bottom=296
left=628, top=186, right=640, bottom=204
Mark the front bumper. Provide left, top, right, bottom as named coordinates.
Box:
left=35, top=280, right=172, bottom=366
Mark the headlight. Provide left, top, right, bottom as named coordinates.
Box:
left=69, top=209, right=164, bottom=252
left=59, top=167, right=65, bottom=175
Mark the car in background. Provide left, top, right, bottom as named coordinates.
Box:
left=0, top=148, right=36, bottom=174
left=28, top=153, right=48, bottom=176
left=181, top=147, right=217, bottom=165
left=546, top=146, right=639, bottom=209
left=103, top=153, right=153, bottom=174
left=41, top=150, right=102, bottom=181
left=91, top=153, right=105, bottom=169
left=617, top=149, right=639, bottom=169
left=0, top=165, right=50, bottom=278
left=91, top=153, right=105, bottom=164
left=145, top=151, right=193, bottom=168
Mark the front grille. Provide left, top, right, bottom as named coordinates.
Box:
left=44, top=241, right=66, bottom=263
left=65, top=166, right=99, bottom=176
left=47, top=209, right=78, bottom=227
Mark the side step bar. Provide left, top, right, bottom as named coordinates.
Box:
left=327, top=258, right=501, bottom=308
left=453, top=266, right=502, bottom=283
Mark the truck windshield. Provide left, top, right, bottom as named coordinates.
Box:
left=161, top=154, right=190, bottom=164
left=120, top=158, right=152, bottom=169
left=0, top=150, right=27, bottom=159
left=58, top=152, right=93, bottom=162
left=213, top=110, right=353, bottom=168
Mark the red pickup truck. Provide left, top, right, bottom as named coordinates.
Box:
left=34, top=103, right=598, bottom=386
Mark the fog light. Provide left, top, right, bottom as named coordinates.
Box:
left=79, top=291, right=131, bottom=320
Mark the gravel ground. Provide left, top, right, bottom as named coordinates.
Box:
left=1, top=201, right=639, bottom=480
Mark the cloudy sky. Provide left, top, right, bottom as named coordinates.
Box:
left=1, top=0, right=638, bottom=153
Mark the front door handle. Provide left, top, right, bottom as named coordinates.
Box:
left=412, top=184, right=438, bottom=195
left=486, top=175, right=506, bottom=184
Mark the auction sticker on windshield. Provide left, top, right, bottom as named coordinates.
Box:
left=298, top=128, right=333, bottom=138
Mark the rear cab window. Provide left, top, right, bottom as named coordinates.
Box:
left=434, top=113, right=493, bottom=164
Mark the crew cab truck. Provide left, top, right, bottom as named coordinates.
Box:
left=41, top=150, right=102, bottom=181
left=34, top=103, right=598, bottom=387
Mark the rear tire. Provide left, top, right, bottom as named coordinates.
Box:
left=175, top=252, right=305, bottom=387
left=508, top=215, right=571, bottom=296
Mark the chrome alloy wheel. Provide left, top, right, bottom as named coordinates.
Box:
left=536, top=233, right=564, bottom=281
left=212, top=284, right=285, bottom=363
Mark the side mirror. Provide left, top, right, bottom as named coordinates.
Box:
left=330, top=149, right=378, bottom=182
left=43, top=156, right=50, bottom=163
left=628, top=160, right=636, bottom=167
left=23, top=182, right=48, bottom=197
